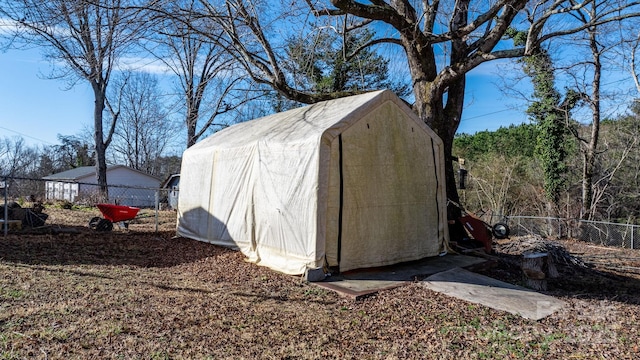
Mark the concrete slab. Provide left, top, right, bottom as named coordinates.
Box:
left=423, top=267, right=566, bottom=320
left=314, top=254, right=487, bottom=299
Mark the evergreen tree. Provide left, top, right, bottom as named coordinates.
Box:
left=285, top=28, right=409, bottom=97
left=454, top=123, right=539, bottom=161
left=55, top=135, right=95, bottom=170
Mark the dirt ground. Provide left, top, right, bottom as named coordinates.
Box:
left=1, top=207, right=639, bottom=359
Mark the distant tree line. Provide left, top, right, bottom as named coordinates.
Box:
left=0, top=135, right=181, bottom=183
left=453, top=102, right=640, bottom=223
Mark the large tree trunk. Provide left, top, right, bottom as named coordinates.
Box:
left=93, top=85, right=109, bottom=202
left=404, top=0, right=469, bottom=241
left=412, top=72, right=466, bottom=240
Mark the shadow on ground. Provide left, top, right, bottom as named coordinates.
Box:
left=476, top=250, right=640, bottom=306
left=315, top=244, right=640, bottom=308
left=0, top=228, right=230, bottom=268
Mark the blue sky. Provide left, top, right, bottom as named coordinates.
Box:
left=0, top=47, right=531, bottom=148
left=0, top=48, right=94, bottom=146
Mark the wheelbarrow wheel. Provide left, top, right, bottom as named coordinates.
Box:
left=89, top=217, right=102, bottom=230
left=492, top=222, right=510, bottom=239
left=96, top=218, right=113, bottom=232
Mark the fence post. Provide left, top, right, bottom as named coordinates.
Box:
left=558, top=218, right=564, bottom=239
left=155, top=190, right=159, bottom=233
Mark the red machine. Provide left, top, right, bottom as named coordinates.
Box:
left=89, top=203, right=140, bottom=231
left=450, top=201, right=510, bottom=253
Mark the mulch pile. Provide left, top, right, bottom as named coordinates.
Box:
left=495, top=235, right=589, bottom=268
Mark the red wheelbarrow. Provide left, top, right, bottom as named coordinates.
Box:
left=89, top=203, right=140, bottom=231
left=449, top=200, right=510, bottom=253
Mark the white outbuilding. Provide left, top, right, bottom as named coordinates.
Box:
left=43, top=165, right=161, bottom=207
left=177, top=90, right=449, bottom=276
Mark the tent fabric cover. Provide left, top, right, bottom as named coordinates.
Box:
left=177, top=90, right=449, bottom=275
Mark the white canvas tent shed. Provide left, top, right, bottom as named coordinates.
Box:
left=177, top=90, right=449, bottom=275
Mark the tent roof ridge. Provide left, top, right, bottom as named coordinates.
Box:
left=189, top=90, right=405, bottom=150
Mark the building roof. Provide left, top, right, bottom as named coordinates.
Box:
left=42, top=166, right=96, bottom=180
left=161, top=174, right=180, bottom=188
left=43, top=165, right=161, bottom=182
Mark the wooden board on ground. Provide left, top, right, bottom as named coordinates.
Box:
left=423, top=267, right=566, bottom=320
left=314, top=254, right=487, bottom=299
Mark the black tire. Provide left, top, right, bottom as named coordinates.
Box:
left=89, top=216, right=102, bottom=230
left=492, top=222, right=510, bottom=239
left=96, top=218, right=113, bottom=232
left=6, top=201, right=21, bottom=209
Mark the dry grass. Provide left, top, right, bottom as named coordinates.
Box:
left=1, top=207, right=639, bottom=359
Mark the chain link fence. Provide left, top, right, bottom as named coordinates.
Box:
left=577, top=219, right=640, bottom=249
left=504, top=215, right=639, bottom=250
left=2, top=175, right=177, bottom=235
left=507, top=216, right=571, bottom=239
left=4, top=175, right=639, bottom=249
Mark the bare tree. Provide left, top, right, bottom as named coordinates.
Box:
left=0, top=137, right=43, bottom=199
left=630, top=31, right=640, bottom=94
left=465, top=155, right=524, bottom=217
left=0, top=137, right=35, bottom=178
left=0, top=141, right=7, bottom=176
left=146, top=0, right=251, bottom=147
left=181, top=0, right=640, bottom=226
left=599, top=109, right=640, bottom=220
left=109, top=72, right=178, bottom=175
left=0, top=0, right=146, bottom=198
left=552, top=1, right=640, bottom=220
